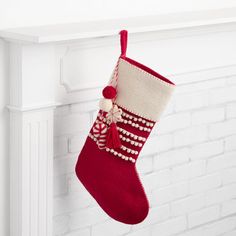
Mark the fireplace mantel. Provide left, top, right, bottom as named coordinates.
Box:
left=1, top=8, right=236, bottom=236
left=1, top=8, right=236, bottom=43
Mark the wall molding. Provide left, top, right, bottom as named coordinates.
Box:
left=10, top=109, right=53, bottom=236
left=60, top=46, right=107, bottom=93
left=7, top=103, right=60, bottom=112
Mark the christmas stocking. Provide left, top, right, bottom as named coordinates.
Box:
left=75, top=30, right=175, bottom=224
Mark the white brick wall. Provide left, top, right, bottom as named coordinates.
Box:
left=53, top=64, right=236, bottom=236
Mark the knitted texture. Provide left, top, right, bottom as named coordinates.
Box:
left=75, top=30, right=175, bottom=224
left=76, top=106, right=151, bottom=224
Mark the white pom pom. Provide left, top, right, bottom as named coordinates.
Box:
left=99, top=98, right=112, bottom=112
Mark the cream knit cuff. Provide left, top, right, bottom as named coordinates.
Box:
left=116, top=59, right=175, bottom=122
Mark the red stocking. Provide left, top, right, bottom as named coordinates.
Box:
left=75, top=30, right=175, bottom=224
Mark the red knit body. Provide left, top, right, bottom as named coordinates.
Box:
left=75, top=30, right=175, bottom=224
left=76, top=105, right=155, bottom=224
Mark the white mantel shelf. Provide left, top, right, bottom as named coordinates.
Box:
left=1, top=8, right=236, bottom=43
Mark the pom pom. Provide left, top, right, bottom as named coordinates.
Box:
left=99, top=98, right=113, bottom=112
left=102, top=86, right=117, bottom=99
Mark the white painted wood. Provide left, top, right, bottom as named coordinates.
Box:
left=7, top=103, right=60, bottom=112
left=10, top=110, right=53, bottom=236
left=55, top=29, right=236, bottom=103
left=2, top=0, right=236, bottom=29
left=9, top=44, right=56, bottom=108
left=0, top=8, right=236, bottom=43
left=8, top=43, right=55, bottom=236
left=0, top=39, right=9, bottom=236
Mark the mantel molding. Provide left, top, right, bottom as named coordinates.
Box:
left=0, top=8, right=236, bottom=43
left=7, top=103, right=60, bottom=112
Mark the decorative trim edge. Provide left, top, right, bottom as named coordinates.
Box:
left=7, top=102, right=61, bottom=112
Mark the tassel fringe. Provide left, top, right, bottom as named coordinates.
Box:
left=106, top=122, right=122, bottom=149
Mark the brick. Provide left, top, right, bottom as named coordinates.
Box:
left=226, top=103, right=236, bottom=118
left=175, top=91, right=208, bottom=111
left=53, top=215, right=69, bottom=236
left=189, top=173, right=221, bottom=194
left=192, top=107, right=225, bottom=125
left=207, top=151, right=236, bottom=173
left=222, top=200, right=236, bottom=217
left=225, top=135, right=236, bottom=151
left=209, top=86, right=236, bottom=105
left=227, top=75, right=236, bottom=85
left=126, top=227, right=151, bottom=236
left=154, top=148, right=189, bottom=170
left=151, top=216, right=187, bottom=236
left=70, top=206, right=108, bottom=229
left=136, top=156, right=153, bottom=174
left=54, top=191, right=93, bottom=216
left=206, top=184, right=236, bottom=206
left=175, top=228, right=203, bottom=236
left=162, top=99, right=174, bottom=116
left=174, top=65, right=236, bottom=85
left=209, top=119, right=236, bottom=139
left=64, top=228, right=90, bottom=236
left=190, top=140, right=224, bottom=160
left=148, top=205, right=170, bottom=224
left=54, top=105, right=70, bottom=117
left=142, top=169, right=171, bottom=191
left=176, top=78, right=225, bottom=94
left=151, top=182, right=188, bottom=206
left=54, top=155, right=76, bottom=176
left=54, top=113, right=90, bottom=136
left=68, top=133, right=87, bottom=153
left=188, top=205, right=220, bottom=228
left=222, top=167, right=236, bottom=185
left=54, top=175, right=68, bottom=196
left=223, top=230, right=236, bottom=236
left=156, top=113, right=191, bottom=134
left=54, top=136, right=68, bottom=157
left=203, top=216, right=236, bottom=235
left=74, top=88, right=101, bottom=103
left=132, top=205, right=170, bottom=230
left=171, top=194, right=205, bottom=216
left=68, top=174, right=89, bottom=194
left=91, top=219, right=131, bottom=236
left=141, top=134, right=173, bottom=156
left=92, top=110, right=100, bottom=123
left=174, top=126, right=208, bottom=147
left=171, top=160, right=205, bottom=183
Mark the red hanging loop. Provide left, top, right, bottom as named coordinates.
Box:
left=119, top=30, right=128, bottom=57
